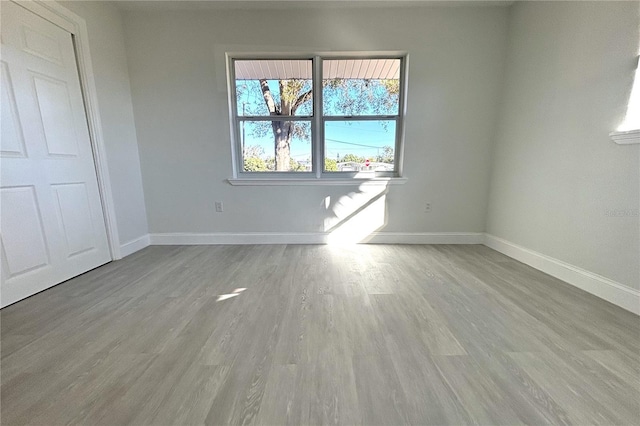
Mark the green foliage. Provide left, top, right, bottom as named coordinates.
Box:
left=244, top=149, right=390, bottom=172
left=236, top=79, right=312, bottom=117
left=377, top=146, right=394, bottom=164
left=265, top=157, right=275, bottom=170
left=236, top=82, right=268, bottom=116
left=243, top=145, right=265, bottom=158
left=322, top=79, right=399, bottom=116
left=380, top=79, right=400, bottom=95
left=324, top=158, right=338, bottom=171
left=290, top=121, right=311, bottom=141
left=289, top=158, right=307, bottom=171
left=338, top=146, right=394, bottom=166
left=243, top=145, right=273, bottom=171
left=280, top=80, right=308, bottom=107
left=341, top=153, right=366, bottom=164
left=243, top=156, right=269, bottom=172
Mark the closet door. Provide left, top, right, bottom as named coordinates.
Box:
left=1, top=1, right=111, bottom=307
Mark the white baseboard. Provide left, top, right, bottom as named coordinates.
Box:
left=149, top=231, right=485, bottom=246
left=484, top=234, right=639, bottom=315
left=119, top=234, right=151, bottom=258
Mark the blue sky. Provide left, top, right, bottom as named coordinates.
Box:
left=240, top=120, right=395, bottom=161
left=324, top=121, right=395, bottom=160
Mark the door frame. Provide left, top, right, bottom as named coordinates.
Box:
left=9, top=0, right=122, bottom=259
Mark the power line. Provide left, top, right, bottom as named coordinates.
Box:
left=328, top=124, right=389, bottom=134
left=325, top=138, right=381, bottom=149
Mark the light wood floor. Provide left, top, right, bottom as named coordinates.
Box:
left=1, top=244, right=639, bottom=425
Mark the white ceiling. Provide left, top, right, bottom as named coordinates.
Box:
left=324, top=58, right=401, bottom=80
left=235, top=59, right=313, bottom=80
left=234, top=58, right=401, bottom=80
left=113, top=0, right=514, bottom=12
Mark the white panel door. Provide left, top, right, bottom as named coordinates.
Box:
left=1, top=2, right=111, bottom=307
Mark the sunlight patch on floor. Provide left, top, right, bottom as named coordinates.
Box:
left=216, top=287, right=247, bottom=302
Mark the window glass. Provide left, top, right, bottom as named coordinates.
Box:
left=235, top=60, right=313, bottom=117
left=240, top=120, right=312, bottom=172
left=324, top=120, right=396, bottom=172
left=322, top=59, right=400, bottom=116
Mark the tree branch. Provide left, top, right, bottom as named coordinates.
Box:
left=259, top=79, right=279, bottom=114
left=292, top=89, right=313, bottom=114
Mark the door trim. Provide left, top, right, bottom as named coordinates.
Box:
left=10, top=0, right=122, bottom=259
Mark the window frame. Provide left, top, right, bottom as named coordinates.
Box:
left=226, top=52, right=409, bottom=181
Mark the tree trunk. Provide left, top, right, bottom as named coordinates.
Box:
left=259, top=79, right=310, bottom=171
left=273, top=120, right=291, bottom=171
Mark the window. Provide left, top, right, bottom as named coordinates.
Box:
left=227, top=54, right=407, bottom=180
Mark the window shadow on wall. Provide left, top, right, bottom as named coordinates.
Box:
left=321, top=183, right=390, bottom=245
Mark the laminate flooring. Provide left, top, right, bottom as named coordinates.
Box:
left=1, top=244, right=639, bottom=425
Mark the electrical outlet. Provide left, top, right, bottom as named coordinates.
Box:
left=425, top=202, right=432, bottom=213
left=215, top=201, right=223, bottom=212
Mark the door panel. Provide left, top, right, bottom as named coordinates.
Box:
left=0, top=61, right=26, bottom=157
left=51, top=183, right=96, bottom=257
left=0, top=186, right=50, bottom=277
left=33, top=74, right=80, bottom=157
left=21, top=23, right=65, bottom=65
left=1, top=2, right=111, bottom=307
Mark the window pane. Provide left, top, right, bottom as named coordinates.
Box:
left=240, top=120, right=312, bottom=172
left=235, top=60, right=313, bottom=117
left=322, top=59, right=400, bottom=116
left=324, top=120, right=396, bottom=172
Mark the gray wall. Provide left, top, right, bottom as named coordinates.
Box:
left=486, top=1, right=640, bottom=289
left=59, top=1, right=149, bottom=247
left=121, top=5, right=508, bottom=234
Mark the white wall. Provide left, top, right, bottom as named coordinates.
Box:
left=486, top=1, right=640, bottom=289
left=58, top=1, right=149, bottom=249
left=122, top=5, right=508, bottom=236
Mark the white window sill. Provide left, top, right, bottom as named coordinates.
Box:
left=227, top=177, right=408, bottom=186
left=610, top=129, right=640, bottom=145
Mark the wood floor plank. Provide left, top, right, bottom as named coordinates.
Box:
left=432, top=354, right=525, bottom=425
left=1, top=244, right=638, bottom=425
left=508, top=350, right=639, bottom=425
